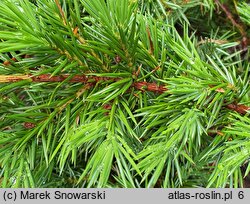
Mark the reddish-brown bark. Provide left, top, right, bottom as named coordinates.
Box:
left=0, top=73, right=249, bottom=115
left=226, top=103, right=250, bottom=115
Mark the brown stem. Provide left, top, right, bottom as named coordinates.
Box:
left=214, top=0, right=249, bottom=50
left=0, top=74, right=249, bottom=114
left=0, top=74, right=119, bottom=83
left=0, top=75, right=30, bottom=83
left=55, top=0, right=67, bottom=26
left=133, top=81, right=167, bottom=93
left=226, top=103, right=250, bottom=115
left=215, top=0, right=246, bottom=36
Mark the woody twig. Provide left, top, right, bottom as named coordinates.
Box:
left=214, top=0, right=249, bottom=51
left=0, top=73, right=249, bottom=115
left=55, top=0, right=67, bottom=26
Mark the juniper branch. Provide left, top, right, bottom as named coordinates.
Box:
left=0, top=74, right=249, bottom=114
left=214, top=0, right=249, bottom=50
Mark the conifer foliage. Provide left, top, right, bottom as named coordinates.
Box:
left=0, top=0, right=249, bottom=187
